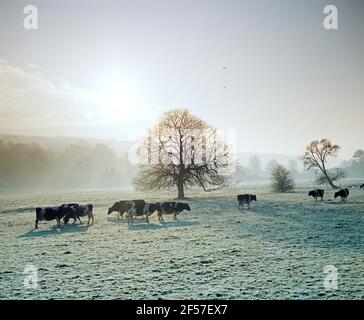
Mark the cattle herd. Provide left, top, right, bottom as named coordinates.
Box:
left=35, top=200, right=191, bottom=229
left=34, top=186, right=364, bottom=229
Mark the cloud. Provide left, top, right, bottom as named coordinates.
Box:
left=0, top=60, right=156, bottom=136
left=0, top=60, right=119, bottom=135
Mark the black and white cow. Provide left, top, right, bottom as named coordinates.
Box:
left=334, top=188, right=350, bottom=202
left=360, top=184, right=364, bottom=189
left=107, top=200, right=144, bottom=219
left=156, top=202, right=191, bottom=221
left=237, top=194, right=257, bottom=210
left=63, top=203, right=94, bottom=225
left=126, top=202, right=160, bottom=224
left=308, top=189, right=325, bottom=202
left=35, top=205, right=72, bottom=229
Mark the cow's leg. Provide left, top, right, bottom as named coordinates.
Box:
left=315, top=196, right=318, bottom=202
left=321, top=196, right=323, bottom=202
left=158, top=213, right=164, bottom=222
left=35, top=219, right=39, bottom=229
left=78, top=216, right=82, bottom=224
left=56, top=217, right=61, bottom=228
left=248, top=202, right=250, bottom=209
left=73, top=217, right=77, bottom=224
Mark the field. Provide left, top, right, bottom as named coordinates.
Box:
left=0, top=185, right=363, bottom=300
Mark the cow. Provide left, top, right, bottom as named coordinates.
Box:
left=63, top=203, right=94, bottom=225
left=126, top=202, right=160, bottom=224
left=156, top=202, right=191, bottom=221
left=107, top=200, right=145, bottom=219
left=334, top=188, right=350, bottom=202
left=308, top=189, right=325, bottom=202
left=360, top=184, right=364, bottom=189
left=35, top=205, right=72, bottom=229
left=237, top=194, right=257, bottom=210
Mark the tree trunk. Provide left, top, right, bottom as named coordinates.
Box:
left=322, top=163, right=339, bottom=189
left=177, top=180, right=185, bottom=199
left=325, top=174, right=339, bottom=189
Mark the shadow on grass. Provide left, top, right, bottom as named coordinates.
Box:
left=128, top=220, right=199, bottom=231
left=107, top=216, right=129, bottom=224
left=18, top=224, right=91, bottom=238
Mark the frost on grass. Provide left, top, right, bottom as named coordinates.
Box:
left=0, top=186, right=363, bottom=300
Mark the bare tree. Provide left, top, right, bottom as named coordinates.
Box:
left=301, top=139, right=343, bottom=189
left=248, top=155, right=262, bottom=177
left=270, top=164, right=295, bottom=193
left=133, top=109, right=233, bottom=199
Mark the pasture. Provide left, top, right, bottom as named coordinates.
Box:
left=0, top=186, right=363, bottom=299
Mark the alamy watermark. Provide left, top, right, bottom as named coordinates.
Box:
left=23, top=264, right=38, bottom=289
left=323, top=5, right=338, bottom=30
left=24, top=5, right=38, bottom=30
left=323, top=265, right=338, bottom=290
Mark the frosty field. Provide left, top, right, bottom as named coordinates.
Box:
left=0, top=186, right=363, bottom=300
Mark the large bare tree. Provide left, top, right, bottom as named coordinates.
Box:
left=133, top=109, right=233, bottom=199
left=302, top=139, right=344, bottom=189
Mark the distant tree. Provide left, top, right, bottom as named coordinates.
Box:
left=265, top=159, right=279, bottom=175
left=315, top=168, right=346, bottom=185
left=301, top=139, right=343, bottom=189
left=344, top=149, right=364, bottom=178
left=352, top=149, right=364, bottom=162
left=288, top=159, right=298, bottom=174
left=270, top=164, right=295, bottom=193
left=248, top=155, right=262, bottom=177
left=234, top=162, right=247, bottom=183
left=133, top=109, right=233, bottom=199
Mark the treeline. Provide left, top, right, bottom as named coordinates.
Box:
left=0, top=140, right=136, bottom=190
left=234, top=156, right=315, bottom=182
left=234, top=150, right=364, bottom=183
left=342, top=149, right=364, bottom=178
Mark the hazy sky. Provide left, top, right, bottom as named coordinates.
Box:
left=0, top=0, right=363, bottom=159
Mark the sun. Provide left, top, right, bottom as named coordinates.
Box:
left=93, top=81, right=145, bottom=121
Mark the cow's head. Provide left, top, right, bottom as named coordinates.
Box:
left=251, top=195, right=257, bottom=201
left=308, top=190, right=314, bottom=197
left=334, top=191, right=339, bottom=198
left=107, top=202, right=119, bottom=215
left=183, top=203, right=191, bottom=211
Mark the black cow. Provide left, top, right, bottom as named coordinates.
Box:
left=35, top=205, right=72, bottom=229
left=360, top=184, right=364, bottom=189
left=107, top=200, right=145, bottom=219
left=237, top=194, right=257, bottom=210
left=157, top=202, right=191, bottom=221
left=63, top=203, right=94, bottom=225
left=308, top=189, right=325, bottom=202
left=334, top=188, right=350, bottom=202
left=127, top=202, right=160, bottom=224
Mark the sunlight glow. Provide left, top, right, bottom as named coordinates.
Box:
left=92, top=81, right=147, bottom=122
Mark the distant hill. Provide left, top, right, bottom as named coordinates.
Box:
left=0, top=134, right=346, bottom=168
left=0, top=134, right=133, bottom=156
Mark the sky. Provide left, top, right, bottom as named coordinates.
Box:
left=0, top=0, right=363, bottom=159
